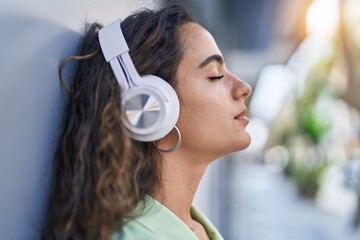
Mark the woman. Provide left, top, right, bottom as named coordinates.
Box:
left=43, top=4, right=251, bottom=240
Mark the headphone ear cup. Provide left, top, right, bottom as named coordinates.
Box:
left=121, top=75, right=179, bottom=142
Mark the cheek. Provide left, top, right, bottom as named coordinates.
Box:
left=180, top=102, right=221, bottom=127
left=176, top=79, right=230, bottom=128
left=177, top=91, right=228, bottom=140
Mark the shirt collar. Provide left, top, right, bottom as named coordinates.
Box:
left=129, top=195, right=224, bottom=240
left=190, top=206, right=224, bottom=240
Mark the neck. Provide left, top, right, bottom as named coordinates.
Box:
left=151, top=150, right=211, bottom=225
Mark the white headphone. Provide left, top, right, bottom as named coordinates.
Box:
left=98, top=19, right=180, bottom=142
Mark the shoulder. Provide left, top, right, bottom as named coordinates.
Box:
left=112, top=219, right=162, bottom=240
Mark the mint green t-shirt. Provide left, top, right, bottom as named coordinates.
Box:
left=112, top=196, right=224, bottom=240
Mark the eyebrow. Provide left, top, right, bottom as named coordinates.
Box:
left=198, top=54, right=224, bottom=69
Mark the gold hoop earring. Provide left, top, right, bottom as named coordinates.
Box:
left=153, top=126, right=181, bottom=153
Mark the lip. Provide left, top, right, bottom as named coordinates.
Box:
left=234, top=108, right=249, bottom=123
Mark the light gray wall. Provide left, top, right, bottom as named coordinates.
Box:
left=0, top=1, right=155, bottom=239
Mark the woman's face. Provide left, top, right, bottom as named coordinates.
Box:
left=174, top=23, right=252, bottom=159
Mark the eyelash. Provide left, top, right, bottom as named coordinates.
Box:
left=209, top=75, right=224, bottom=81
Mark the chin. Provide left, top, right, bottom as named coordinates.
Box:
left=237, top=132, right=252, bottom=151
left=213, top=132, right=252, bottom=157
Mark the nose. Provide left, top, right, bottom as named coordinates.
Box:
left=231, top=73, right=252, bottom=100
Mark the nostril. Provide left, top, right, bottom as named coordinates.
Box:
left=233, top=79, right=252, bottom=100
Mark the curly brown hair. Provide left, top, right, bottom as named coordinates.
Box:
left=42, top=5, right=193, bottom=240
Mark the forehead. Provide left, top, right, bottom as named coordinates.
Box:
left=179, top=23, right=222, bottom=67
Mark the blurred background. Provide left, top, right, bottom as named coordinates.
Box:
left=1, top=0, right=360, bottom=239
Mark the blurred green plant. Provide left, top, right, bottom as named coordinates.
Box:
left=284, top=154, right=328, bottom=198
left=270, top=58, right=332, bottom=199
left=298, top=107, right=330, bottom=144
left=294, top=162, right=328, bottom=198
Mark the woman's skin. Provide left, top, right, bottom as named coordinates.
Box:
left=152, top=23, right=252, bottom=239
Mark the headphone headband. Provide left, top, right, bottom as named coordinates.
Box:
left=98, top=19, right=128, bottom=61
left=99, top=19, right=143, bottom=94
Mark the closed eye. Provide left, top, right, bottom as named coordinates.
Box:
left=209, top=75, right=224, bottom=81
